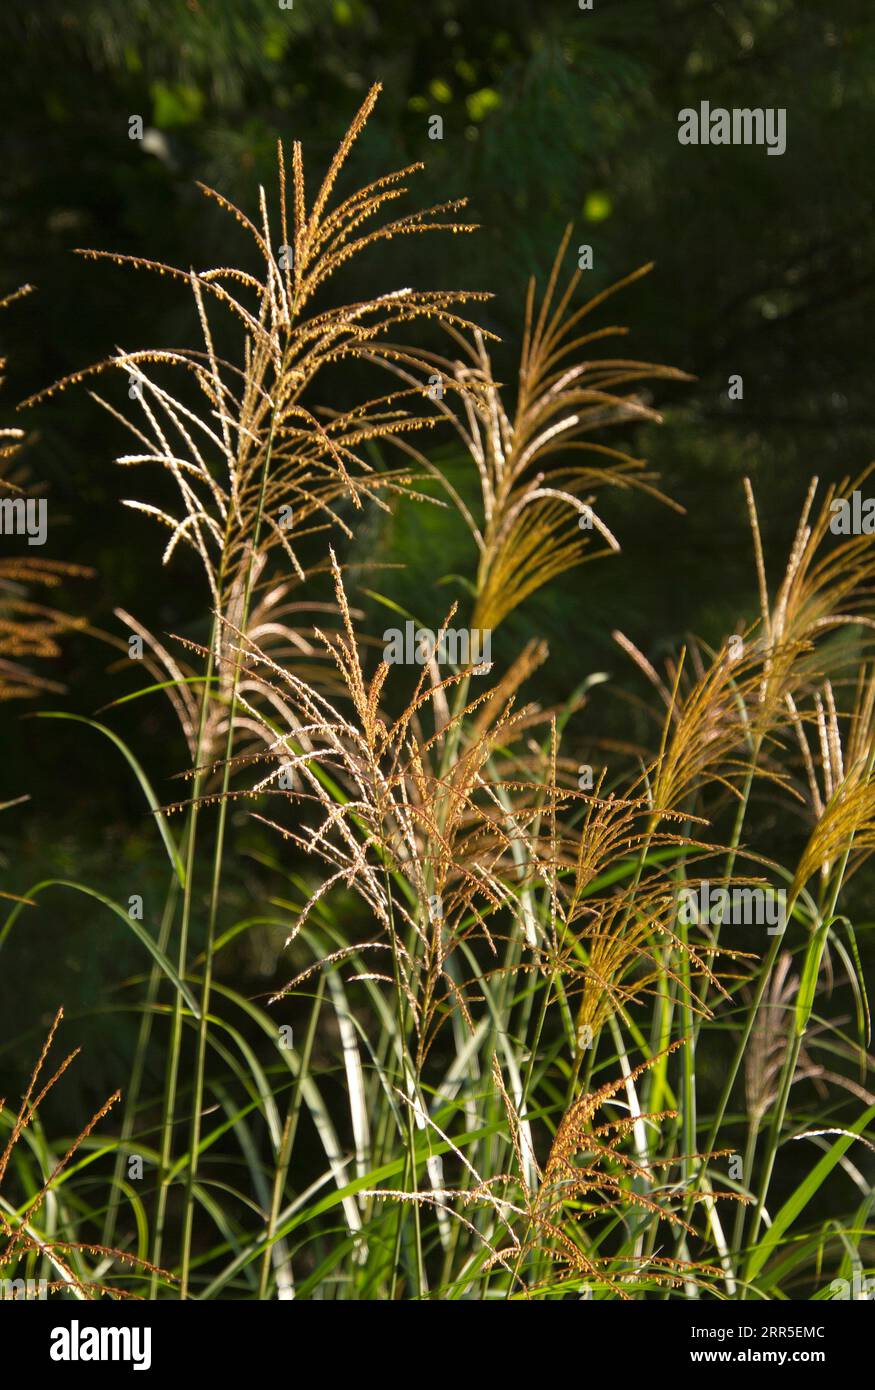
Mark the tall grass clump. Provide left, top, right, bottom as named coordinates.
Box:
left=2, top=86, right=872, bottom=1301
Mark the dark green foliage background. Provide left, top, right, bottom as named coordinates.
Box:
left=0, top=0, right=872, bottom=1170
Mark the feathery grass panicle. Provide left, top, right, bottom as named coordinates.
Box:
left=371, top=228, right=689, bottom=631
left=4, top=90, right=873, bottom=1302
left=221, top=550, right=558, bottom=1060
left=0, top=284, right=90, bottom=700
left=0, top=1009, right=174, bottom=1299
left=488, top=1047, right=737, bottom=1298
